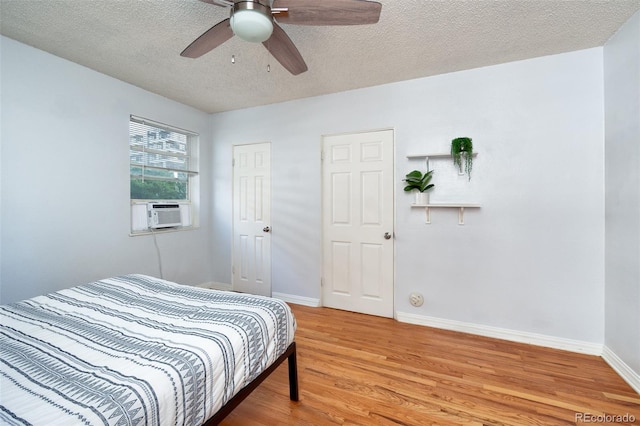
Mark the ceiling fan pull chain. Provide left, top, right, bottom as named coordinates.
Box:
left=265, top=38, right=271, bottom=72
left=232, top=54, right=235, bottom=64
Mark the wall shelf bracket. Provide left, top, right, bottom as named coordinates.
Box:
left=458, top=207, right=466, bottom=225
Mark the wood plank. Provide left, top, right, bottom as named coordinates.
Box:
left=222, top=305, right=640, bottom=425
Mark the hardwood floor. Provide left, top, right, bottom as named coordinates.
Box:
left=222, top=305, right=640, bottom=425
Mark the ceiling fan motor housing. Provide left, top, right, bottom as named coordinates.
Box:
left=230, top=0, right=274, bottom=43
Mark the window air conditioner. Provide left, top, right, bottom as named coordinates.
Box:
left=148, top=203, right=182, bottom=229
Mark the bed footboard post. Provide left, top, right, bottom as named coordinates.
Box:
left=288, top=342, right=299, bottom=401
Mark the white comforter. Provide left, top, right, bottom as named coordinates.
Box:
left=0, top=275, right=296, bottom=426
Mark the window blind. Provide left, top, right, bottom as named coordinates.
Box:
left=129, top=115, right=199, bottom=201
left=129, top=116, right=198, bottom=176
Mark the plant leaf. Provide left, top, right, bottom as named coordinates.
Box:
left=420, top=183, right=435, bottom=192
left=404, top=178, right=422, bottom=184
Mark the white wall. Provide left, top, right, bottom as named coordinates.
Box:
left=210, top=48, right=605, bottom=344
left=0, top=32, right=614, bottom=352
left=0, top=36, right=214, bottom=303
left=604, top=10, right=640, bottom=385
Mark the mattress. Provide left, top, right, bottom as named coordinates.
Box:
left=0, top=274, right=296, bottom=426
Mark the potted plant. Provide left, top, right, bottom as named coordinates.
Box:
left=451, top=137, right=473, bottom=180
left=403, top=169, right=435, bottom=205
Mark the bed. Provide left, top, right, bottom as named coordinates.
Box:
left=0, top=274, right=298, bottom=425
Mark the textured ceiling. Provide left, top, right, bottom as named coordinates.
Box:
left=1, top=0, right=639, bottom=114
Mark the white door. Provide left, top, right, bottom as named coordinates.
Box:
left=322, top=129, right=394, bottom=318
left=232, top=143, right=271, bottom=296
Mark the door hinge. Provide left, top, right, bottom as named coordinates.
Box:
left=232, top=158, right=235, bottom=167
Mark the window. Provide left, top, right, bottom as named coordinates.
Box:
left=129, top=115, right=199, bottom=233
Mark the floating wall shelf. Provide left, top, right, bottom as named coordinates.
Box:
left=407, top=153, right=479, bottom=159
left=411, top=203, right=481, bottom=225
left=407, top=152, right=478, bottom=170
left=407, top=153, right=480, bottom=225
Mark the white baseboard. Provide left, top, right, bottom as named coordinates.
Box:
left=196, top=281, right=233, bottom=291
left=396, top=311, right=603, bottom=356
left=602, top=346, right=640, bottom=394
left=196, top=283, right=320, bottom=307
left=272, top=292, right=321, bottom=307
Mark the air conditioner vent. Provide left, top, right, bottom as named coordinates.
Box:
left=148, top=203, right=182, bottom=229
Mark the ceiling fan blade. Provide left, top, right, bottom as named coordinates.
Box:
left=262, top=23, right=308, bottom=75
left=181, top=18, right=233, bottom=58
left=272, top=0, right=381, bottom=25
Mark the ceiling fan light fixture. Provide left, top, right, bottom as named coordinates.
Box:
left=230, top=1, right=273, bottom=43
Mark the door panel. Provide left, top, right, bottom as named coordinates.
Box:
left=361, top=243, right=383, bottom=297
left=331, top=242, right=352, bottom=294
left=322, top=129, right=394, bottom=317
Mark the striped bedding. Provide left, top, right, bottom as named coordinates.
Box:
left=0, top=274, right=296, bottom=426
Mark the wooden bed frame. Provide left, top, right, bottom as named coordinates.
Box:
left=204, top=341, right=299, bottom=425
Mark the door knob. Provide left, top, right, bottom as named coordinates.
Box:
left=384, top=232, right=392, bottom=240
left=263, top=226, right=271, bottom=233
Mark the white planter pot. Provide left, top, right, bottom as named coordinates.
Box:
left=415, top=192, right=429, bottom=205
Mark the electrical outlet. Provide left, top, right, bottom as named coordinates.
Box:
left=409, top=292, right=424, bottom=307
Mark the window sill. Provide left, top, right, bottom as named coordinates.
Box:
left=129, top=225, right=198, bottom=237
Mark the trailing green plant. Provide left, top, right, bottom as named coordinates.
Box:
left=403, top=169, right=435, bottom=193
left=451, top=137, right=473, bottom=180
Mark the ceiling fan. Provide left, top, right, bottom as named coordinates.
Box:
left=181, top=0, right=382, bottom=75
